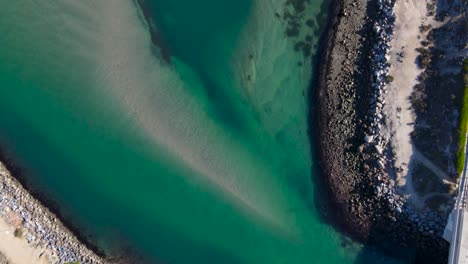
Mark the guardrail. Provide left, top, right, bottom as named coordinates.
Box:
left=448, top=134, right=468, bottom=264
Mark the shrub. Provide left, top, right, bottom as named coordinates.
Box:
left=421, top=40, right=430, bottom=47
left=426, top=3, right=436, bottom=16
left=419, top=24, right=432, bottom=33
left=385, top=75, right=394, bottom=83
left=410, top=83, right=428, bottom=114
left=417, top=54, right=432, bottom=68
left=13, top=228, right=23, bottom=238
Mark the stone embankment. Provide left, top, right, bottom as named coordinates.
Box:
left=362, top=0, right=449, bottom=231
left=316, top=0, right=449, bottom=261
left=0, top=163, right=108, bottom=264
left=364, top=0, right=395, bottom=171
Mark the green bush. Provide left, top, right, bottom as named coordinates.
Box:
left=385, top=75, right=395, bottom=83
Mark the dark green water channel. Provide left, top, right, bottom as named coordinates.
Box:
left=0, top=0, right=402, bottom=263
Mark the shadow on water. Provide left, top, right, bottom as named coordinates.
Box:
left=307, top=0, right=337, bottom=222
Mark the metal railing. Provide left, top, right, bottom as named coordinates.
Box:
left=448, top=134, right=468, bottom=264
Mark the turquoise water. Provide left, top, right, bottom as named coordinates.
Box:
left=0, top=0, right=402, bottom=263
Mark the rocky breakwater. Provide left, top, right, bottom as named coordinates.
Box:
left=0, top=162, right=109, bottom=264
left=315, top=0, right=448, bottom=261
left=364, top=0, right=395, bottom=171
left=315, top=0, right=376, bottom=239
left=361, top=0, right=449, bottom=254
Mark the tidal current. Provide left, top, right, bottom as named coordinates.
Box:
left=0, top=0, right=401, bottom=263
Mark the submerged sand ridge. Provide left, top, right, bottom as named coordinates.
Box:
left=2, top=0, right=462, bottom=262
left=0, top=0, right=397, bottom=263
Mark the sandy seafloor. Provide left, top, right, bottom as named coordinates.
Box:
left=0, top=0, right=402, bottom=263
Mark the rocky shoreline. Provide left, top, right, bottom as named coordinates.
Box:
left=0, top=162, right=109, bottom=264
left=0, top=0, right=461, bottom=263
left=314, top=0, right=457, bottom=262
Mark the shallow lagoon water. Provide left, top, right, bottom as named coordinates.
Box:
left=0, top=0, right=402, bottom=263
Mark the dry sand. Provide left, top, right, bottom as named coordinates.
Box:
left=0, top=215, right=54, bottom=264
left=383, top=0, right=431, bottom=187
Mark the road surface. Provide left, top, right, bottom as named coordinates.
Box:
left=445, top=134, right=468, bottom=264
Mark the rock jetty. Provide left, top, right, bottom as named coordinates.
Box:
left=315, top=0, right=450, bottom=262
left=0, top=163, right=108, bottom=264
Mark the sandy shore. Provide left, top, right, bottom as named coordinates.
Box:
left=0, top=216, right=51, bottom=264
left=384, top=0, right=428, bottom=185
left=0, top=163, right=108, bottom=264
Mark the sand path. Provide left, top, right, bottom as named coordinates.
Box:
left=384, top=0, right=429, bottom=184
left=0, top=216, right=52, bottom=264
